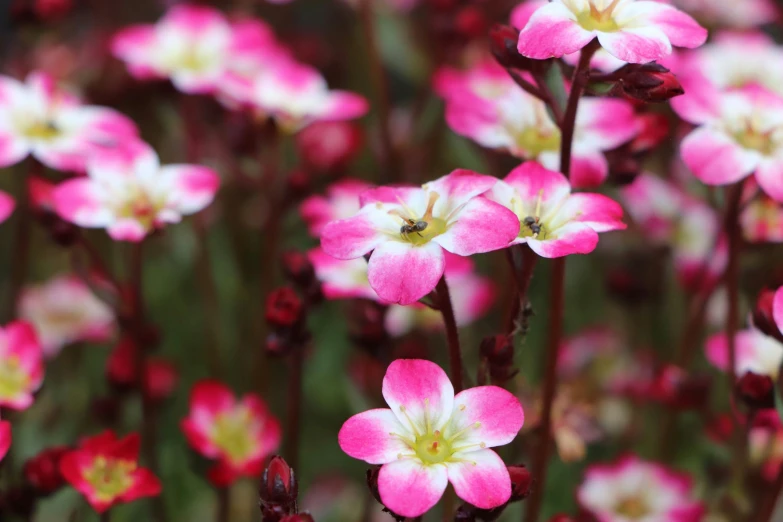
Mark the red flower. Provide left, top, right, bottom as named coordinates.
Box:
left=181, top=380, right=281, bottom=487
left=59, top=431, right=161, bottom=513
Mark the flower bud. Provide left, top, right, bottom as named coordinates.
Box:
left=611, top=63, right=684, bottom=103
left=736, top=371, right=775, bottom=410
left=260, top=456, right=298, bottom=514
left=455, top=6, right=488, bottom=39
left=282, top=251, right=316, bottom=291
left=753, top=289, right=783, bottom=342
left=489, top=24, right=534, bottom=70
left=265, top=287, right=304, bottom=329
left=106, top=336, right=137, bottom=392
left=23, top=446, right=69, bottom=495
left=296, top=121, right=363, bottom=174
left=479, top=335, right=518, bottom=384
left=508, top=465, right=532, bottom=502
left=143, top=359, right=179, bottom=403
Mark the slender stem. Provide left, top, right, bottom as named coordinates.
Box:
left=216, top=486, right=230, bottom=522
left=524, top=40, right=597, bottom=522
left=284, top=346, right=305, bottom=472
left=4, top=159, right=37, bottom=321
left=504, top=245, right=538, bottom=336
left=436, top=276, right=463, bottom=393
left=357, top=0, right=397, bottom=182
left=100, top=510, right=111, bottom=522
left=506, top=69, right=546, bottom=100
left=524, top=257, right=566, bottom=522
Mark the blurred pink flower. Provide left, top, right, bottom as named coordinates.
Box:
left=517, top=0, right=707, bottom=63
left=296, top=121, right=364, bottom=172
left=181, top=380, right=281, bottom=487
left=669, top=0, right=779, bottom=29
left=486, top=162, right=626, bottom=258
left=705, top=326, right=783, bottom=379
left=0, top=72, right=137, bottom=172
left=300, top=178, right=373, bottom=238
left=0, top=321, right=43, bottom=411
left=0, top=191, right=14, bottom=224
left=19, top=275, right=115, bottom=357
left=434, top=60, right=637, bottom=188
left=578, top=455, right=704, bottom=521
left=53, top=140, right=220, bottom=242
left=338, top=359, right=524, bottom=517
left=321, top=170, right=518, bottom=305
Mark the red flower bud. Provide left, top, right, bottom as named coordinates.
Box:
left=455, top=6, right=488, bottom=38
left=489, top=24, right=536, bottom=71
left=23, top=446, right=69, bottom=495
left=296, top=121, right=363, bottom=173
left=753, top=289, right=783, bottom=342
left=736, top=371, right=775, bottom=410
left=260, top=456, right=298, bottom=514
left=143, top=358, right=179, bottom=403
left=508, top=465, right=532, bottom=501
left=479, top=335, right=519, bottom=384
left=106, top=336, right=138, bottom=392
left=612, top=63, right=684, bottom=103
left=265, top=287, right=304, bottom=329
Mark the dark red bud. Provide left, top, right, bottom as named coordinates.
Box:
left=265, top=287, right=304, bottom=329
left=455, top=6, right=488, bottom=38
left=753, top=289, right=783, bottom=342
left=281, top=251, right=316, bottom=291
left=260, top=456, right=298, bottom=513
left=143, top=358, right=179, bottom=403
left=613, top=63, right=684, bottom=103
left=736, top=371, right=775, bottom=410
left=106, top=336, right=138, bottom=391
left=479, top=335, right=518, bottom=384
left=489, top=24, right=534, bottom=71
left=23, top=446, right=69, bottom=495
left=280, top=515, right=315, bottom=522
left=508, top=465, right=532, bottom=501
left=296, top=121, right=363, bottom=173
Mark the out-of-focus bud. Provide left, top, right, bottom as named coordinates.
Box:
left=736, top=371, right=775, bottom=410
left=508, top=465, right=532, bottom=502
left=265, top=287, right=304, bottom=329
left=649, top=365, right=710, bottom=410
left=753, top=289, right=783, bottom=342
left=143, top=358, right=178, bottom=403
left=479, top=335, right=518, bottom=384
left=260, top=456, right=298, bottom=514
left=286, top=169, right=311, bottom=199
left=489, top=24, right=534, bottom=71
left=455, top=6, right=488, bottom=38
left=296, top=122, right=363, bottom=174
left=282, top=251, right=316, bottom=291
left=610, top=63, right=684, bottom=103
left=34, top=0, right=72, bottom=20
left=23, top=446, right=69, bottom=495
left=106, top=336, right=137, bottom=392
left=280, top=515, right=316, bottom=522
left=366, top=468, right=405, bottom=522
left=629, top=113, right=669, bottom=154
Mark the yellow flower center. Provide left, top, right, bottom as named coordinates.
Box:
left=515, top=127, right=561, bottom=157
left=576, top=1, right=622, bottom=32
left=83, top=456, right=136, bottom=502
left=22, top=120, right=61, bottom=142
left=0, top=355, right=30, bottom=400
left=734, top=127, right=775, bottom=155
left=415, top=431, right=453, bottom=465
left=614, top=496, right=651, bottom=519
left=211, top=408, right=256, bottom=464
left=391, top=192, right=449, bottom=246
left=115, top=188, right=166, bottom=230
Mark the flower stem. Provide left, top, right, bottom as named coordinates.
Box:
left=284, top=345, right=305, bottom=472
left=436, top=276, right=463, bottom=393
left=100, top=510, right=112, bottom=522
left=358, top=0, right=397, bottom=183
left=524, top=40, right=597, bottom=522
left=216, top=486, right=230, bottom=522
left=4, top=159, right=37, bottom=321
left=504, top=245, right=538, bottom=336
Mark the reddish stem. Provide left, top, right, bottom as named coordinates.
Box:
left=216, top=486, right=230, bottom=522
left=504, top=245, right=538, bottom=336
left=757, top=462, right=783, bottom=521
left=285, top=345, right=305, bottom=472
left=437, top=276, right=463, bottom=393
left=4, top=159, right=38, bottom=321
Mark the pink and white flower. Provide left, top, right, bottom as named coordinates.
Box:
left=677, top=91, right=783, bottom=202
left=53, top=140, right=220, bottom=242
left=300, top=178, right=373, bottom=238
left=19, top=275, right=115, bottom=357
left=578, top=455, right=704, bottom=521
left=0, top=72, right=137, bottom=172
left=0, top=417, right=9, bottom=463
left=338, top=359, right=524, bottom=517
left=0, top=321, right=43, bottom=411
left=705, top=326, right=783, bottom=380
left=112, top=6, right=288, bottom=96
left=485, top=162, right=626, bottom=258
left=321, top=170, right=519, bottom=305
left=434, top=60, right=637, bottom=188
left=226, top=59, right=368, bottom=132
left=517, top=0, right=707, bottom=64
left=620, top=173, right=727, bottom=290
left=308, top=248, right=379, bottom=301
left=181, top=380, right=281, bottom=486
left=0, top=191, right=14, bottom=224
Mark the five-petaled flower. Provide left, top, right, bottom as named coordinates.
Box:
left=181, top=380, right=282, bottom=487
left=0, top=321, right=43, bottom=411
left=320, top=170, right=519, bottom=305
left=338, top=359, right=524, bottom=518
left=517, top=0, right=707, bottom=64
left=0, top=72, right=137, bottom=172
left=485, top=162, right=626, bottom=258
left=434, top=60, right=638, bottom=188
left=19, top=274, right=115, bottom=358
left=52, top=140, right=220, bottom=242
left=578, top=455, right=704, bottom=521
left=677, top=91, right=783, bottom=203
left=60, top=431, right=162, bottom=514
